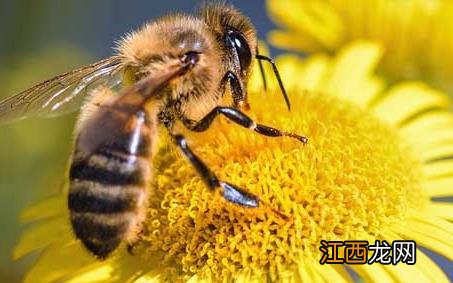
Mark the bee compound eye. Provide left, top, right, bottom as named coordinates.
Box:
left=181, top=51, right=200, bottom=67
left=226, top=30, right=252, bottom=72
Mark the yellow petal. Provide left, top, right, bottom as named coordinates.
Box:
left=421, top=143, right=453, bottom=161
left=66, top=265, right=114, bottom=283
left=20, top=195, right=66, bottom=223
left=267, top=0, right=344, bottom=50
left=325, top=41, right=383, bottom=106
left=372, top=83, right=450, bottom=126
left=426, top=202, right=453, bottom=220
left=24, top=243, right=96, bottom=283
left=352, top=264, right=394, bottom=282
left=422, top=160, right=453, bottom=179
left=406, top=127, right=453, bottom=154
left=268, top=31, right=325, bottom=53
left=381, top=262, right=433, bottom=283
left=422, top=177, right=453, bottom=197
left=400, top=111, right=453, bottom=140
left=13, top=217, right=70, bottom=260
left=393, top=218, right=453, bottom=261
left=274, top=54, right=330, bottom=93
left=312, top=264, right=351, bottom=283
left=235, top=270, right=263, bottom=283
left=296, top=54, right=330, bottom=91
left=303, top=263, right=326, bottom=283
left=416, top=250, right=450, bottom=283
left=133, top=270, right=162, bottom=283
left=411, top=213, right=453, bottom=235
left=66, top=255, right=147, bottom=283
left=273, top=54, right=306, bottom=91
left=187, top=274, right=211, bottom=283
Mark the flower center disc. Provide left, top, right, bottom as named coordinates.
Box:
left=141, top=91, right=425, bottom=280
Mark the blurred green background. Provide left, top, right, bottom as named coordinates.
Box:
left=0, top=1, right=272, bottom=281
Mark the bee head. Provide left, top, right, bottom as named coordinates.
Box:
left=118, top=14, right=221, bottom=89
left=200, top=4, right=257, bottom=80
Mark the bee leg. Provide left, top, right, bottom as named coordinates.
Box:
left=182, top=106, right=308, bottom=144
left=126, top=231, right=147, bottom=256
left=127, top=244, right=136, bottom=256
left=172, top=134, right=259, bottom=207
left=221, top=71, right=249, bottom=110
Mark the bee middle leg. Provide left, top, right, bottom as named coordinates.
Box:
left=181, top=106, right=308, bottom=144
left=171, top=134, right=259, bottom=207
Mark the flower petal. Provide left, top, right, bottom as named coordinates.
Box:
left=393, top=217, right=453, bottom=261
left=372, top=83, right=450, bottom=126
left=66, top=265, right=114, bottom=283
left=276, top=54, right=330, bottom=92
left=415, top=250, right=450, bottom=283
left=426, top=202, right=453, bottom=220
left=421, top=143, right=453, bottom=161
left=400, top=111, right=453, bottom=140
left=380, top=262, right=436, bottom=283
left=267, top=0, right=344, bottom=51
left=325, top=41, right=384, bottom=106
left=312, top=264, right=351, bottom=282
left=411, top=128, right=453, bottom=153
left=24, top=243, right=96, bottom=283
left=422, top=160, right=453, bottom=179
left=13, top=217, right=70, bottom=260
left=268, top=31, right=325, bottom=53
left=133, top=271, right=161, bottom=283
left=351, top=264, right=394, bottom=282
left=20, top=195, right=66, bottom=223
left=422, top=177, right=453, bottom=197
left=380, top=228, right=449, bottom=282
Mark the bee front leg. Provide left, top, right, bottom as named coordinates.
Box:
left=221, top=71, right=249, bottom=110
left=171, top=134, right=259, bottom=207
left=181, top=106, right=308, bottom=144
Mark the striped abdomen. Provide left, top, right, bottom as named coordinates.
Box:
left=69, top=109, right=154, bottom=259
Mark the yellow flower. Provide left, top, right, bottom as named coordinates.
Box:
left=267, top=0, right=453, bottom=93
left=14, top=42, right=453, bottom=282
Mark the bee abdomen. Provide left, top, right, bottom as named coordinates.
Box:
left=69, top=149, right=146, bottom=186
left=68, top=181, right=143, bottom=214
left=70, top=212, right=131, bottom=259
left=69, top=150, right=150, bottom=258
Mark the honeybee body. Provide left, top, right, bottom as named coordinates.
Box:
left=0, top=4, right=300, bottom=259
left=68, top=14, right=222, bottom=258
left=69, top=103, right=154, bottom=258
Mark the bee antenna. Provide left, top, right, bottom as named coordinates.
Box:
left=255, top=54, right=291, bottom=111
left=256, top=46, right=268, bottom=91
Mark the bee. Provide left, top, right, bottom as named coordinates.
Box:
left=0, top=4, right=307, bottom=259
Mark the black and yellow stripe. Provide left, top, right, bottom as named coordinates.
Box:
left=69, top=110, right=153, bottom=259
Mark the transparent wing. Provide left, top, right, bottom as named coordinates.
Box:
left=0, top=56, right=125, bottom=124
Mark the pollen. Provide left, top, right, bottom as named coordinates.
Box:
left=138, top=89, right=427, bottom=281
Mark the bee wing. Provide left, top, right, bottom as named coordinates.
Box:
left=109, top=58, right=196, bottom=111
left=77, top=57, right=196, bottom=155
left=0, top=56, right=124, bottom=124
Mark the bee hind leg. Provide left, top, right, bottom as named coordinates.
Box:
left=127, top=243, right=136, bottom=256
left=126, top=226, right=147, bottom=256
left=172, top=134, right=259, bottom=208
